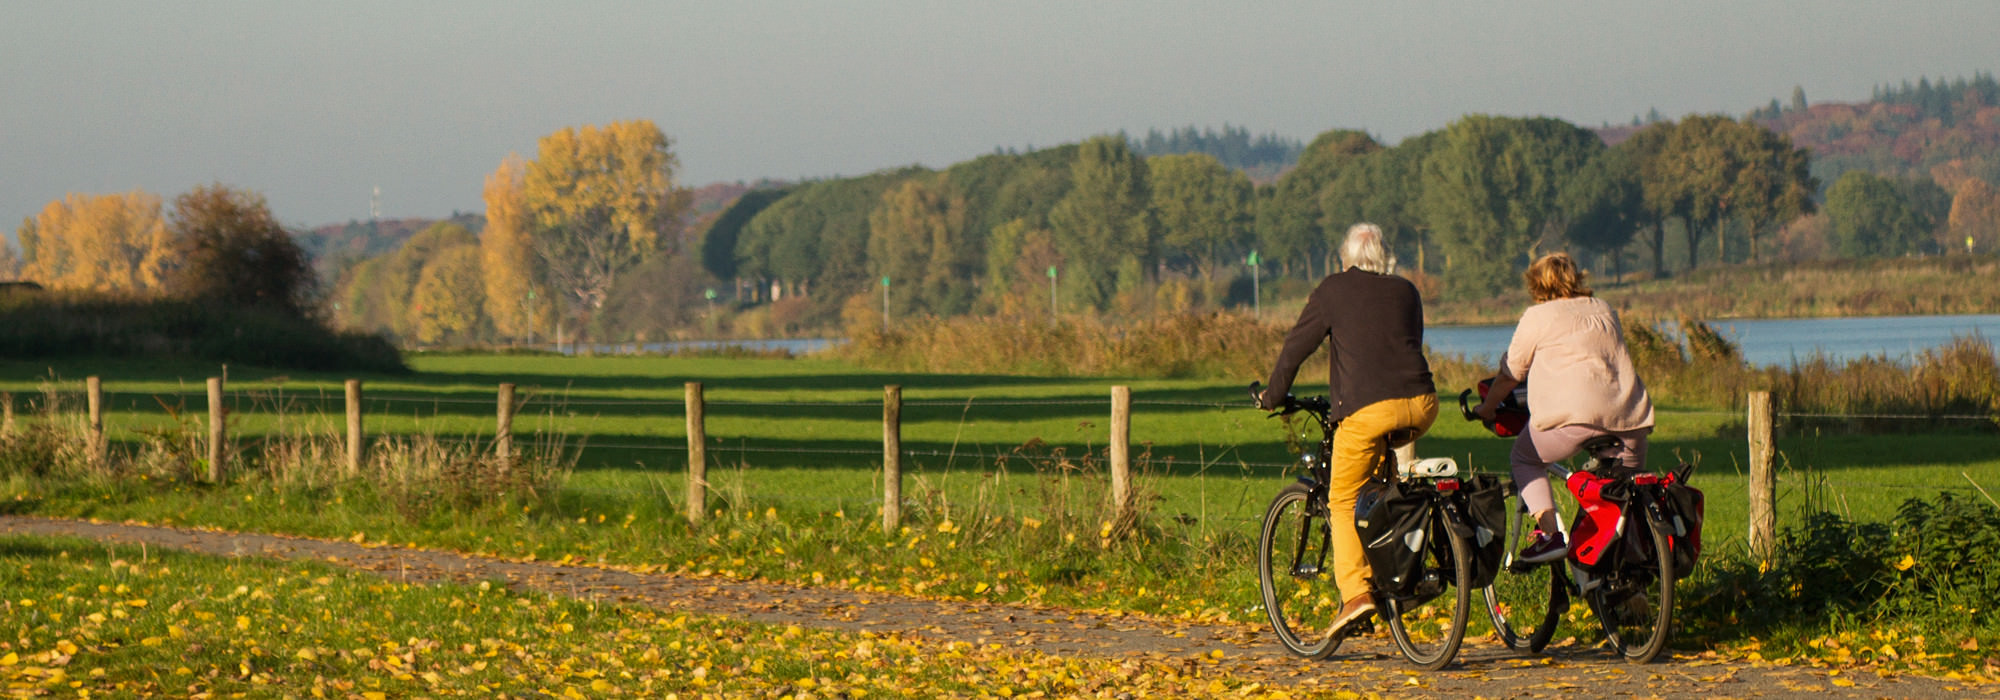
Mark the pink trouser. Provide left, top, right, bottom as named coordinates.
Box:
left=1510, top=422, right=1651, bottom=518
left=1329, top=393, right=1439, bottom=602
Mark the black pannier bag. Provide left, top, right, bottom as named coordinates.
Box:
left=1456, top=473, right=1508, bottom=588
left=1355, top=479, right=1435, bottom=596
left=1617, top=469, right=1706, bottom=579
left=1661, top=471, right=1705, bottom=578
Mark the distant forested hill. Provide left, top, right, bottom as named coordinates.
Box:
left=1748, top=73, right=2000, bottom=190
left=1131, top=124, right=1303, bottom=183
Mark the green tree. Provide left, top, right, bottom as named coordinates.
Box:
left=1148, top=152, right=1252, bottom=302
left=1644, top=115, right=1816, bottom=268
left=1257, top=130, right=1380, bottom=279
left=163, top=184, right=316, bottom=316
left=867, top=176, right=969, bottom=317
left=1419, top=116, right=1602, bottom=299
left=1825, top=170, right=1928, bottom=257
left=522, top=120, right=689, bottom=329
left=1558, top=148, right=1645, bottom=274
left=1049, top=135, right=1153, bottom=310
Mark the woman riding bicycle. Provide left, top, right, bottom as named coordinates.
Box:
left=1471, top=252, right=1654, bottom=565
left=1258, top=223, right=1438, bottom=638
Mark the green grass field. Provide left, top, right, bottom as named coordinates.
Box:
left=6, top=352, right=1994, bottom=543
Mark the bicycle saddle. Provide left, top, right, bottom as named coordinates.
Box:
left=1400, top=456, right=1459, bottom=478
left=1581, top=435, right=1624, bottom=459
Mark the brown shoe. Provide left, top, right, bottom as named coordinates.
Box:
left=1331, top=595, right=1376, bottom=637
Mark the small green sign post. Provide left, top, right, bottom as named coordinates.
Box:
left=1047, top=266, right=1058, bottom=319
left=1247, top=250, right=1261, bottom=318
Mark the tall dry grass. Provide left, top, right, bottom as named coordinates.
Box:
left=0, top=382, right=573, bottom=517
left=840, top=312, right=1999, bottom=431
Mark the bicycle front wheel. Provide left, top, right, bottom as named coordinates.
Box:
left=1482, top=501, right=1565, bottom=653
left=1258, top=481, right=1342, bottom=658
left=1382, top=516, right=1473, bottom=670
left=1589, top=515, right=1675, bottom=663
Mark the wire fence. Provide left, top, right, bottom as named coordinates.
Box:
left=7, top=379, right=1996, bottom=504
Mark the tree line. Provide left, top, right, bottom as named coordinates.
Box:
left=10, top=102, right=2000, bottom=348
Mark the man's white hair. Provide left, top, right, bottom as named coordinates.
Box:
left=1340, top=223, right=1396, bottom=274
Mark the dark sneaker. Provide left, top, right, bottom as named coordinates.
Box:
left=1330, top=595, right=1376, bottom=637
left=1517, top=530, right=1568, bottom=564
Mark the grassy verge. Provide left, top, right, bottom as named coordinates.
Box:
left=0, top=534, right=1258, bottom=698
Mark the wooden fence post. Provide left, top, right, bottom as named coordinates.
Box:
left=1110, top=385, right=1132, bottom=525
left=207, top=377, right=226, bottom=482
left=1748, top=391, right=1776, bottom=564
left=344, top=380, right=363, bottom=476
left=86, top=376, right=104, bottom=465
left=1, top=392, right=13, bottom=436
left=686, top=382, right=707, bottom=525
left=496, top=383, right=516, bottom=470
left=883, top=385, right=902, bottom=535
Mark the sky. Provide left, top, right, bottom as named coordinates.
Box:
left=5, top=1, right=1999, bottom=232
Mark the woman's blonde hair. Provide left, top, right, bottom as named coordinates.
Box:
left=1524, top=252, right=1592, bottom=302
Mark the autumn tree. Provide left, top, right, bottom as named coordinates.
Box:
left=1048, top=135, right=1153, bottom=310
left=14, top=191, right=173, bottom=293
left=522, top=120, right=689, bottom=330
left=480, top=155, right=553, bottom=342
left=867, top=176, right=969, bottom=317
left=0, top=237, right=18, bottom=279
left=1948, top=178, right=2000, bottom=253
left=408, top=246, right=486, bottom=345
left=984, top=218, right=1063, bottom=315
left=337, top=222, right=478, bottom=340
left=163, top=184, right=315, bottom=316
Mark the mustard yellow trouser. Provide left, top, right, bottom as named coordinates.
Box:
left=1328, top=393, right=1439, bottom=603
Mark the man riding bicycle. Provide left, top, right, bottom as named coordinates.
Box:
left=1258, top=223, right=1438, bottom=638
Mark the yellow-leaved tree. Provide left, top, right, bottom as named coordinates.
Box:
left=15, top=190, right=173, bottom=292
left=521, top=120, right=689, bottom=333
left=410, top=246, right=487, bottom=345
left=480, top=154, right=553, bottom=342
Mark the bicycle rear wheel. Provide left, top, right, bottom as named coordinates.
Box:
left=1258, top=482, right=1342, bottom=658
left=1382, top=516, right=1472, bottom=670
left=1587, top=515, right=1674, bottom=663
left=1482, top=501, right=1565, bottom=652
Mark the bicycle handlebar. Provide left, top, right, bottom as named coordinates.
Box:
left=1246, top=381, right=1330, bottom=419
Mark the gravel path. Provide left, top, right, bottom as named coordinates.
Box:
left=1, top=515, right=1984, bottom=698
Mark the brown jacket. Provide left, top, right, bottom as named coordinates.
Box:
left=1262, top=268, right=1435, bottom=421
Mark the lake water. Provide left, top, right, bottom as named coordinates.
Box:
left=561, top=314, right=2000, bottom=367
left=1425, top=314, right=2000, bottom=367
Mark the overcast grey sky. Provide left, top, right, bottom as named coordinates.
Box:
left=5, top=1, right=1998, bottom=231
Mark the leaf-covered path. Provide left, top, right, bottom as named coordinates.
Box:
left=1, top=515, right=1983, bottom=698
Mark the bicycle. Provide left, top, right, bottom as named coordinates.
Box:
left=1251, top=382, right=1486, bottom=670
left=1460, top=388, right=1701, bottom=664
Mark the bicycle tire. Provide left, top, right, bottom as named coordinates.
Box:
left=1587, top=512, right=1675, bottom=663
left=1382, top=513, right=1473, bottom=670
left=1482, top=499, right=1565, bottom=653
left=1482, top=558, right=1565, bottom=653
left=1258, top=481, right=1343, bottom=659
